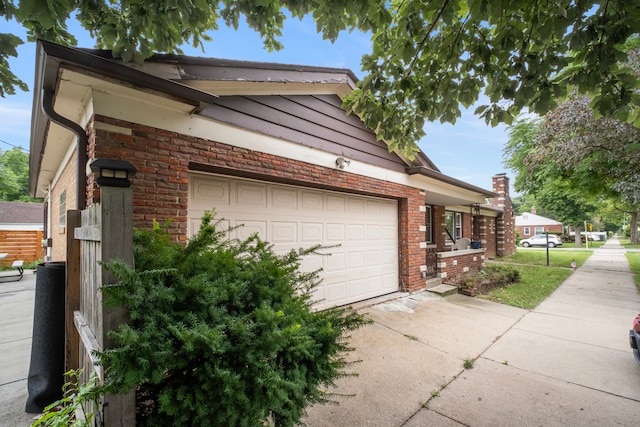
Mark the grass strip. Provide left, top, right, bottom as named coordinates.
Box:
left=479, top=249, right=593, bottom=309
left=625, top=252, right=640, bottom=291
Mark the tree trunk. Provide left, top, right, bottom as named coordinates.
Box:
left=574, top=226, right=582, bottom=246
left=631, top=210, right=639, bottom=244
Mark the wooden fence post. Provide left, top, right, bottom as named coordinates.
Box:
left=65, top=210, right=81, bottom=375
left=93, top=159, right=137, bottom=426
left=100, top=185, right=136, bottom=426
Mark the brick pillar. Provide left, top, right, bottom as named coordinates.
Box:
left=492, top=173, right=516, bottom=256
left=432, top=205, right=447, bottom=252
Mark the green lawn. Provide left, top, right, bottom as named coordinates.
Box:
left=481, top=249, right=594, bottom=309
left=493, top=248, right=592, bottom=269
left=478, top=264, right=574, bottom=309
left=619, top=239, right=640, bottom=250
left=626, top=251, right=640, bottom=291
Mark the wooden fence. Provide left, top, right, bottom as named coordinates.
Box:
left=0, top=229, right=43, bottom=264
left=66, top=185, right=135, bottom=426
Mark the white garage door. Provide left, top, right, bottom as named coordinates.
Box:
left=188, top=173, right=399, bottom=309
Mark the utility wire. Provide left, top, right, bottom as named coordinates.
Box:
left=0, top=139, right=28, bottom=152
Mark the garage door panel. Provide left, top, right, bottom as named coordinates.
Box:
left=363, top=276, right=382, bottom=294
left=347, top=251, right=365, bottom=269
left=300, top=255, right=323, bottom=273
left=271, top=222, right=297, bottom=243
left=325, top=281, right=347, bottom=302
left=235, top=220, right=267, bottom=240
left=271, top=187, right=298, bottom=210
left=346, top=278, right=366, bottom=298
left=326, top=223, right=345, bottom=241
left=235, top=182, right=267, bottom=208
left=189, top=173, right=398, bottom=309
left=191, top=176, right=230, bottom=204
left=347, top=224, right=365, bottom=240
left=347, top=198, right=364, bottom=214
left=326, top=195, right=346, bottom=213
left=324, top=252, right=346, bottom=272
left=365, top=199, right=382, bottom=216
left=300, top=222, right=323, bottom=242
left=365, top=250, right=381, bottom=266
left=366, top=225, right=381, bottom=240
left=381, top=248, right=396, bottom=266
left=382, top=224, right=396, bottom=240
left=301, top=191, right=323, bottom=211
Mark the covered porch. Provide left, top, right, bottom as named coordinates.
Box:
left=409, top=170, right=515, bottom=285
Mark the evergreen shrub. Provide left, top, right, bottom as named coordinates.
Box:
left=99, top=212, right=370, bottom=426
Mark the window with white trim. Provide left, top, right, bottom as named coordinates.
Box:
left=59, top=190, right=66, bottom=227
left=523, top=227, right=530, bottom=236
left=425, top=205, right=433, bottom=243
left=534, top=226, right=545, bottom=235
left=445, top=211, right=463, bottom=240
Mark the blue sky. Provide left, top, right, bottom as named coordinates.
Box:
left=1, top=13, right=514, bottom=192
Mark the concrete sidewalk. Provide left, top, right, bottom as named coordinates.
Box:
left=3, top=237, right=639, bottom=426
left=304, top=236, right=640, bottom=426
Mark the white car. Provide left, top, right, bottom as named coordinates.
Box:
left=520, top=234, right=563, bottom=248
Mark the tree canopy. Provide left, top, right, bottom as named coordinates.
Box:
left=0, top=147, right=39, bottom=201
left=2, top=0, right=639, bottom=155
left=503, top=119, right=598, bottom=237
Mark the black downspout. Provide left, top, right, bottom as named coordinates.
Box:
left=41, top=89, right=88, bottom=210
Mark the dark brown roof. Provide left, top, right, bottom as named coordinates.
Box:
left=0, top=202, right=44, bottom=224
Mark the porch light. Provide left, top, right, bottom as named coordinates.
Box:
left=336, top=157, right=350, bottom=169
left=88, top=158, right=137, bottom=188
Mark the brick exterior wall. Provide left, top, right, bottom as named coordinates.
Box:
left=517, top=224, right=564, bottom=237
left=86, top=115, right=427, bottom=292
left=50, top=154, right=77, bottom=261
left=491, top=173, right=516, bottom=257
left=479, top=216, right=497, bottom=259
left=432, top=205, right=447, bottom=251
left=437, top=250, right=485, bottom=282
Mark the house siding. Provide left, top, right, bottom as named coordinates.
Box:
left=50, top=154, right=77, bottom=261
left=516, top=224, right=563, bottom=237
left=87, top=115, right=427, bottom=292
left=198, top=94, right=407, bottom=172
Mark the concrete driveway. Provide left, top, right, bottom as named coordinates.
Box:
left=0, top=270, right=37, bottom=426
left=304, top=237, right=640, bottom=426
left=2, top=237, right=639, bottom=426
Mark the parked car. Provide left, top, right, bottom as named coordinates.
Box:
left=630, top=313, right=640, bottom=365
left=520, top=234, right=563, bottom=248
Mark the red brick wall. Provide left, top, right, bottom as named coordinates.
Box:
left=517, top=224, right=563, bottom=237
left=437, top=250, right=485, bottom=283
left=87, top=115, right=427, bottom=292
left=479, top=216, right=497, bottom=258
left=492, top=174, right=516, bottom=257
left=432, top=205, right=447, bottom=251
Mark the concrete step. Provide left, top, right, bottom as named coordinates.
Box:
left=426, top=284, right=459, bottom=297
left=425, top=277, right=443, bottom=289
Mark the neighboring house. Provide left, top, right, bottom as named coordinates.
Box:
left=515, top=208, right=564, bottom=238
left=0, top=201, right=44, bottom=264
left=29, top=40, right=515, bottom=309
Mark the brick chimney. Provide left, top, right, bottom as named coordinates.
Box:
left=492, top=173, right=516, bottom=256
left=531, top=206, right=537, bottom=215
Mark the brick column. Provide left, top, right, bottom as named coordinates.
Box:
left=492, top=173, right=516, bottom=256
